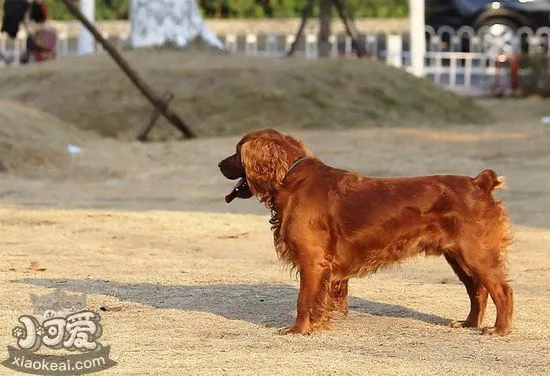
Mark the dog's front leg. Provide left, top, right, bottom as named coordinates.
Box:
left=330, top=278, right=349, bottom=316
left=279, top=258, right=331, bottom=335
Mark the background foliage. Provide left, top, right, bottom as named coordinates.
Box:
left=43, top=0, right=408, bottom=20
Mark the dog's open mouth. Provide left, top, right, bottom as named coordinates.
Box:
left=225, top=176, right=251, bottom=203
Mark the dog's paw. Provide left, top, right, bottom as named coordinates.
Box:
left=481, top=326, right=511, bottom=336
left=450, top=320, right=478, bottom=329
left=278, top=325, right=311, bottom=335
left=337, top=303, right=349, bottom=317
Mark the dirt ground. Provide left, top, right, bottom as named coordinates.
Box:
left=1, top=99, right=550, bottom=375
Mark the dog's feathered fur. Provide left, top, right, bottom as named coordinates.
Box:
left=219, top=129, right=513, bottom=335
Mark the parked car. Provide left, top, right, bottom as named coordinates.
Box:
left=425, top=0, right=550, bottom=55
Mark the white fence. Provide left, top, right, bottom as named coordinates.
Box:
left=2, top=23, right=549, bottom=95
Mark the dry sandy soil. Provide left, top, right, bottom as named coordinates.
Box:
left=1, top=99, right=550, bottom=375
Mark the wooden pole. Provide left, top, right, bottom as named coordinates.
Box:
left=288, top=0, right=365, bottom=58
left=137, top=92, right=174, bottom=141
left=58, top=0, right=196, bottom=139
left=331, top=0, right=366, bottom=57
left=287, top=0, right=316, bottom=57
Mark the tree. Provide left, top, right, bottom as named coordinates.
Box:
left=40, top=0, right=408, bottom=19
left=129, top=0, right=223, bottom=49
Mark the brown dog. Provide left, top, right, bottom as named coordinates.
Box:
left=218, top=129, right=513, bottom=335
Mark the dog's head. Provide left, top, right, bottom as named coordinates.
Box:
left=218, top=129, right=309, bottom=205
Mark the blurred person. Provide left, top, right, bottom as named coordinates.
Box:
left=1, top=0, right=56, bottom=64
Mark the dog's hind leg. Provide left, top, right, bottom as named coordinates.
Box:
left=445, top=254, right=488, bottom=329
left=478, top=272, right=514, bottom=335
left=454, top=242, right=513, bottom=335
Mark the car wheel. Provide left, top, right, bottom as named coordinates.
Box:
left=478, top=18, right=519, bottom=56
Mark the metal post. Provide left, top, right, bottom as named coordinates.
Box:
left=409, top=0, right=426, bottom=77
left=77, top=0, right=95, bottom=55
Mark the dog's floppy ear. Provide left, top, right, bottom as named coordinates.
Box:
left=240, top=130, right=310, bottom=205
left=240, top=137, right=290, bottom=204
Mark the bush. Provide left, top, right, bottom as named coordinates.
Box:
left=43, top=0, right=407, bottom=20
left=45, top=0, right=129, bottom=20
left=518, top=55, right=550, bottom=97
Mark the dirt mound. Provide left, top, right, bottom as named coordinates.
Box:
left=0, top=100, right=91, bottom=174
left=0, top=49, right=492, bottom=140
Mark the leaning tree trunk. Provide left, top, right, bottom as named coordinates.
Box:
left=318, top=0, right=332, bottom=58
left=130, top=0, right=224, bottom=50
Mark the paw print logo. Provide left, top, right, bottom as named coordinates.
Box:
left=12, top=326, right=25, bottom=339
left=44, top=310, right=57, bottom=319
left=35, top=326, right=45, bottom=337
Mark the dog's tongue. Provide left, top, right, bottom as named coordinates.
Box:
left=225, top=177, right=247, bottom=203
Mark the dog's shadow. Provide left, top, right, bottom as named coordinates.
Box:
left=17, top=278, right=447, bottom=328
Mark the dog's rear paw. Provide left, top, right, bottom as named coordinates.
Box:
left=338, top=304, right=349, bottom=317
left=278, top=325, right=311, bottom=335
left=481, top=326, right=511, bottom=336
left=450, top=320, right=478, bottom=329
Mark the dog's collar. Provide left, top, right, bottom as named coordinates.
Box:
left=282, top=157, right=308, bottom=184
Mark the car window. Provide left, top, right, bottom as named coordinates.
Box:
left=454, top=0, right=490, bottom=15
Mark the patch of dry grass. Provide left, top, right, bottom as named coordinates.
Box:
left=0, top=100, right=93, bottom=174
left=0, top=47, right=492, bottom=140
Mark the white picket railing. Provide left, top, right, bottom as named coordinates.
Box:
left=1, top=24, right=549, bottom=95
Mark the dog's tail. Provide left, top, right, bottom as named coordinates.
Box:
left=474, top=169, right=506, bottom=194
